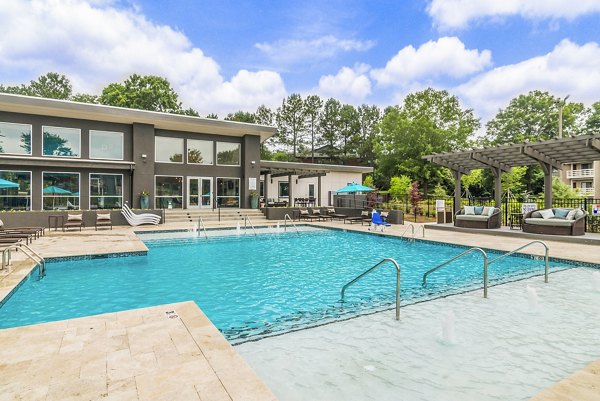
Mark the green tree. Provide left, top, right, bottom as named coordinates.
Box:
left=388, top=175, right=411, bottom=199
left=485, top=90, right=586, bottom=145
left=255, top=105, right=276, bottom=160
left=461, top=169, right=487, bottom=197
left=376, top=89, right=478, bottom=194
left=225, top=111, right=256, bottom=123
left=276, top=94, right=306, bottom=157
left=303, top=95, right=323, bottom=163
left=71, top=93, right=98, bottom=104
left=319, top=98, right=342, bottom=160
left=206, top=113, right=219, bottom=119
left=187, top=149, right=203, bottom=164
left=363, top=175, right=375, bottom=188
left=339, top=104, right=360, bottom=158
left=552, top=177, right=579, bottom=199
left=99, top=74, right=182, bottom=113
left=356, top=105, right=381, bottom=164
left=0, top=72, right=73, bottom=99
left=586, top=101, right=600, bottom=134
left=501, top=166, right=527, bottom=196
left=430, top=184, right=447, bottom=198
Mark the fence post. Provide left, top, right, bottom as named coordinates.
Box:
left=584, top=197, right=588, bottom=232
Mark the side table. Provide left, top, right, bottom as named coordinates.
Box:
left=48, top=214, right=64, bottom=231
left=509, top=213, right=523, bottom=230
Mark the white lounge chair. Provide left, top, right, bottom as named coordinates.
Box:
left=121, top=204, right=161, bottom=226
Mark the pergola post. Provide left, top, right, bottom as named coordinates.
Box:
left=317, top=175, right=322, bottom=206
left=492, top=167, right=502, bottom=208
left=539, top=162, right=553, bottom=208
left=452, top=170, right=462, bottom=214
left=263, top=173, right=269, bottom=206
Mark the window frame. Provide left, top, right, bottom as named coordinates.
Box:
left=278, top=181, right=289, bottom=198
left=41, top=171, right=81, bottom=210
left=155, top=136, right=184, bottom=164
left=0, top=121, right=32, bottom=156
left=186, top=139, right=214, bottom=165
left=216, top=176, right=240, bottom=208
left=215, top=142, right=241, bottom=166
left=154, top=174, right=184, bottom=209
left=0, top=169, right=32, bottom=211
left=42, top=125, right=82, bottom=158
left=89, top=173, right=124, bottom=210
left=89, top=130, right=124, bottom=161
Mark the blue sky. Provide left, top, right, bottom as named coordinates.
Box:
left=2, top=0, right=600, bottom=121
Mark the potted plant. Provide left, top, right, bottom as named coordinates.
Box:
left=140, top=191, right=150, bottom=209
left=249, top=190, right=259, bottom=209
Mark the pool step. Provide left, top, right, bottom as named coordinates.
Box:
left=164, top=209, right=267, bottom=224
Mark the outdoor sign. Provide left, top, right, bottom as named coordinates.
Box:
left=522, top=203, right=537, bottom=216
left=436, top=199, right=445, bottom=211
left=594, top=204, right=600, bottom=215
left=248, top=177, right=257, bottom=190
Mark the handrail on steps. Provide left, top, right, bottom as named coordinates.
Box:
left=341, top=258, right=401, bottom=320
left=197, top=217, right=208, bottom=239
left=422, top=247, right=489, bottom=298
left=283, top=214, right=299, bottom=234
left=244, top=215, right=257, bottom=236
left=2, top=242, right=46, bottom=278
left=488, top=240, right=550, bottom=283
left=399, top=223, right=425, bottom=241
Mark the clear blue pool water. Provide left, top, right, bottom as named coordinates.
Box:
left=0, top=229, right=574, bottom=342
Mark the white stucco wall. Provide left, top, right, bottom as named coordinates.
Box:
left=263, top=171, right=365, bottom=206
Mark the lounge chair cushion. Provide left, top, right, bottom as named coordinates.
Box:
left=455, top=215, right=490, bottom=221
left=300, top=209, right=309, bottom=215
left=97, top=213, right=111, bottom=220
left=539, top=209, right=554, bottom=219
left=464, top=206, right=475, bottom=215
left=67, top=213, right=83, bottom=221
left=361, top=210, right=369, bottom=216
left=531, top=211, right=542, bottom=218
left=312, top=210, right=321, bottom=215
left=524, top=218, right=574, bottom=227
left=328, top=208, right=335, bottom=214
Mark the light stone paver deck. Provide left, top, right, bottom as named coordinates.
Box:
left=1, top=218, right=599, bottom=400
left=0, top=301, right=277, bottom=401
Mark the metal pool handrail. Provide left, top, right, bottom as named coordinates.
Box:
left=422, top=247, right=489, bottom=298
left=283, top=214, right=299, bottom=234
left=341, top=258, right=401, bottom=320
left=488, top=240, right=550, bottom=283
left=2, top=243, right=46, bottom=278
left=244, top=215, right=257, bottom=236
left=197, top=217, right=208, bottom=239
left=414, top=225, right=425, bottom=238
left=399, top=224, right=415, bottom=239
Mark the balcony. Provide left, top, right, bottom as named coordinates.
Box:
left=566, top=169, right=595, bottom=179
left=579, top=187, right=595, bottom=196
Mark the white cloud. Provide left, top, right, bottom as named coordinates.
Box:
left=370, top=37, right=492, bottom=86
left=0, top=0, right=286, bottom=115
left=427, top=0, right=600, bottom=30
left=317, top=64, right=372, bottom=103
left=255, top=35, right=375, bottom=65
left=456, top=39, right=600, bottom=120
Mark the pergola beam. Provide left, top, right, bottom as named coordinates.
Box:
left=297, top=172, right=327, bottom=179
left=470, top=152, right=511, bottom=172
left=522, top=146, right=562, bottom=170
left=429, top=157, right=471, bottom=175
left=587, top=137, right=600, bottom=152
left=270, top=171, right=299, bottom=178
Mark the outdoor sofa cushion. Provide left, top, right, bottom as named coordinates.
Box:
left=464, top=206, right=475, bottom=215
left=539, top=209, right=555, bottom=219
left=554, top=208, right=570, bottom=219
left=523, top=218, right=574, bottom=227
left=455, top=215, right=491, bottom=221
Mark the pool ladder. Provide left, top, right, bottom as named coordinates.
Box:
left=1, top=242, right=46, bottom=278
left=283, top=214, right=299, bottom=234
left=422, top=240, right=550, bottom=298
left=399, top=223, right=425, bottom=241
left=197, top=217, right=208, bottom=239
left=243, top=215, right=257, bottom=236
left=340, top=258, right=401, bottom=320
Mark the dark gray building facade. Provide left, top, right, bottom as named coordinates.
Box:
left=0, top=94, right=274, bottom=211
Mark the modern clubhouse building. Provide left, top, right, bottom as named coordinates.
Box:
left=0, top=93, right=370, bottom=212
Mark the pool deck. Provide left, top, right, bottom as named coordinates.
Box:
left=1, top=219, right=599, bottom=400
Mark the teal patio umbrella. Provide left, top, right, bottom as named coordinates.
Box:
left=0, top=178, right=19, bottom=189
left=43, top=186, right=72, bottom=209
left=335, top=182, right=375, bottom=208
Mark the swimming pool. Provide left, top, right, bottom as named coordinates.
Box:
left=0, top=228, right=577, bottom=342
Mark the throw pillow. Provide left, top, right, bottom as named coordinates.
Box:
left=554, top=208, right=569, bottom=219
left=361, top=210, right=369, bottom=216
left=97, top=213, right=111, bottom=220
left=487, top=207, right=496, bottom=216
left=574, top=209, right=585, bottom=219
left=539, top=209, right=554, bottom=219
left=0, top=219, right=3, bottom=228
left=474, top=206, right=484, bottom=215
left=464, top=206, right=475, bottom=215
left=566, top=209, right=578, bottom=220
left=312, top=210, right=321, bottom=215
left=300, top=209, right=309, bottom=215
left=482, top=206, right=492, bottom=215
left=328, top=208, right=335, bottom=214
left=67, top=213, right=83, bottom=221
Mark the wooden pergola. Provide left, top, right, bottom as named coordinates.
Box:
left=423, top=135, right=600, bottom=213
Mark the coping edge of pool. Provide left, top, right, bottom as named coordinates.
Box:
left=0, top=250, right=148, bottom=308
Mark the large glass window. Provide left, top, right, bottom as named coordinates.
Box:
left=279, top=182, right=289, bottom=197
left=90, top=130, right=124, bottom=160
left=155, top=176, right=183, bottom=209
left=0, top=171, right=31, bottom=210
left=42, top=172, right=79, bottom=210
left=216, top=178, right=240, bottom=207
left=187, top=139, right=213, bottom=165
left=43, top=126, right=81, bottom=157
left=90, top=174, right=123, bottom=209
left=216, top=142, right=241, bottom=166
left=155, top=136, right=183, bottom=163
left=0, top=122, right=31, bottom=155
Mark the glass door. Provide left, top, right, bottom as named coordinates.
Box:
left=188, top=177, right=212, bottom=209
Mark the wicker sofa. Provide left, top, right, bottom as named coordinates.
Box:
left=454, top=206, right=501, bottom=229
left=522, top=208, right=587, bottom=236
